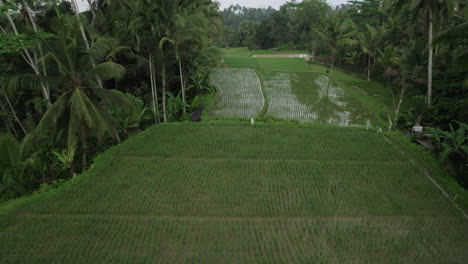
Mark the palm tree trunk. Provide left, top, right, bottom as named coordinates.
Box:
left=23, top=1, right=52, bottom=108
left=330, top=51, right=334, bottom=77
left=1, top=91, right=27, bottom=135
left=87, top=0, right=97, bottom=27
left=367, top=54, right=371, bottom=81
left=161, top=58, right=168, bottom=123
left=148, top=55, right=159, bottom=123
left=395, top=78, right=406, bottom=122
left=1, top=0, right=52, bottom=108
left=70, top=165, right=75, bottom=178
left=177, top=49, right=186, bottom=115
left=427, top=7, right=433, bottom=105
left=311, top=39, right=317, bottom=61
left=0, top=99, right=18, bottom=137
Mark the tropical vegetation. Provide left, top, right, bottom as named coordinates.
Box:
left=0, top=0, right=221, bottom=201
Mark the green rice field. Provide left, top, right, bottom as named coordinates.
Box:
left=1, top=123, right=467, bottom=263
left=212, top=48, right=380, bottom=126
left=210, top=68, right=264, bottom=118
left=261, top=70, right=375, bottom=125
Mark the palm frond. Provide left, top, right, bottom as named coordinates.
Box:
left=91, top=88, right=137, bottom=117
left=33, top=95, right=68, bottom=141
left=84, top=62, right=126, bottom=84
left=88, top=37, right=120, bottom=64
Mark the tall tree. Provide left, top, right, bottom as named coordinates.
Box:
left=315, top=12, right=356, bottom=76
left=358, top=24, right=380, bottom=81
left=387, top=0, right=459, bottom=105
left=23, top=12, right=134, bottom=174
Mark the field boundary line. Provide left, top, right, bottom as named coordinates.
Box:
left=382, top=135, right=468, bottom=220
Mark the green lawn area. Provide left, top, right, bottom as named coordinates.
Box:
left=1, top=123, right=467, bottom=262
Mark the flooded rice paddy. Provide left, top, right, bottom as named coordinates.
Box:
left=210, top=67, right=376, bottom=127
left=210, top=68, right=264, bottom=118
left=263, top=71, right=375, bottom=126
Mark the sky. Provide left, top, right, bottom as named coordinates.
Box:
left=76, top=0, right=350, bottom=12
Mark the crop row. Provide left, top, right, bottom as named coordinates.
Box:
left=2, top=215, right=467, bottom=263
left=23, top=155, right=456, bottom=217
left=107, top=125, right=405, bottom=162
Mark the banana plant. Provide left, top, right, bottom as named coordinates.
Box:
left=427, top=123, right=468, bottom=171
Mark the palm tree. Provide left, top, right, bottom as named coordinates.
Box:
left=174, top=9, right=210, bottom=115
left=394, top=39, right=426, bottom=122
left=386, top=0, right=459, bottom=105
left=0, top=82, right=27, bottom=136
left=377, top=44, right=399, bottom=88
left=156, top=0, right=187, bottom=123
left=126, top=0, right=162, bottom=123
left=23, top=12, right=134, bottom=174
left=435, top=14, right=468, bottom=88
left=358, top=24, right=380, bottom=81
left=315, top=12, right=356, bottom=76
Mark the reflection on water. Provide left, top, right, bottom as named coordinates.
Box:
left=266, top=71, right=375, bottom=127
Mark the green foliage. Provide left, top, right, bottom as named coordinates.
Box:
left=428, top=123, right=468, bottom=186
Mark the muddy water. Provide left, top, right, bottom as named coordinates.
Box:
left=264, top=71, right=376, bottom=127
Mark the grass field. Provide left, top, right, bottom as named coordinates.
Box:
left=1, top=123, right=467, bottom=263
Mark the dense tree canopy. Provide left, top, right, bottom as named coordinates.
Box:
left=0, top=0, right=221, bottom=200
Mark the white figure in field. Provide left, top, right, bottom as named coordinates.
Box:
left=251, top=118, right=255, bottom=126
left=366, top=120, right=371, bottom=130
left=412, top=124, right=423, bottom=133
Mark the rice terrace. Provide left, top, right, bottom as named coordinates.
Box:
left=1, top=0, right=468, bottom=263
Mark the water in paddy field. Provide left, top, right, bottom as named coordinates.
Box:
left=210, top=67, right=376, bottom=127
left=210, top=68, right=264, bottom=118
left=265, top=71, right=376, bottom=127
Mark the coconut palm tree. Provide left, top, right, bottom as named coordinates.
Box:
left=174, top=10, right=210, bottom=115
left=358, top=24, right=380, bottom=81
left=125, top=0, right=163, bottom=123
left=21, top=12, right=134, bottom=174
left=386, top=0, right=460, bottom=105
left=315, top=12, right=356, bottom=77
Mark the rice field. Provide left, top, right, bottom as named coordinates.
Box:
left=214, top=48, right=381, bottom=126
left=1, top=123, right=467, bottom=263
left=210, top=68, right=264, bottom=118
left=262, top=71, right=376, bottom=126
